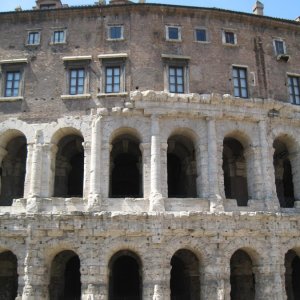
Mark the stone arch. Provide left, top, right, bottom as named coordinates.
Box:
left=49, top=249, right=81, bottom=300
left=0, top=250, right=18, bottom=300
left=170, top=248, right=201, bottom=300
left=108, top=250, right=142, bottom=300
left=222, top=131, right=252, bottom=206
left=109, top=128, right=143, bottom=198
left=167, top=128, right=198, bottom=198
left=0, top=129, right=27, bottom=205
left=284, top=247, right=300, bottom=300
left=230, top=248, right=256, bottom=300
left=273, top=134, right=299, bottom=207
left=52, top=128, right=84, bottom=197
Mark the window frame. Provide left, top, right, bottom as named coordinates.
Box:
left=222, top=30, right=237, bottom=45
left=168, top=66, right=184, bottom=94
left=166, top=25, right=182, bottom=42
left=26, top=31, right=41, bottom=46
left=194, top=27, right=208, bottom=43
left=69, top=68, right=86, bottom=95
left=232, top=66, right=249, bottom=99
left=51, top=29, right=67, bottom=44
left=107, top=25, right=124, bottom=41
left=273, top=38, right=286, bottom=55
left=287, top=74, right=300, bottom=105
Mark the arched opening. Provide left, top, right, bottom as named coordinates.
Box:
left=0, top=135, right=27, bottom=205
left=273, top=139, right=295, bottom=208
left=49, top=250, right=81, bottom=300
left=170, top=249, right=200, bottom=300
left=230, top=250, right=255, bottom=300
left=0, top=251, right=18, bottom=300
left=110, top=134, right=142, bottom=198
left=285, top=250, right=300, bottom=299
left=109, top=250, right=142, bottom=300
left=167, top=135, right=197, bottom=197
left=223, top=137, right=248, bottom=206
left=54, top=134, right=84, bottom=197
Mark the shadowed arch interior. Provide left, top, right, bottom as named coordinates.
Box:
left=0, top=251, right=18, bottom=300
left=108, top=250, right=142, bottom=300
left=49, top=250, right=81, bottom=300
left=54, top=134, right=84, bottom=197
left=110, top=134, right=142, bottom=198
left=170, top=249, right=200, bottom=300
left=230, top=249, right=255, bottom=300
left=223, top=137, right=248, bottom=206
left=167, top=135, right=197, bottom=197
left=0, top=135, right=27, bottom=205
left=273, top=138, right=295, bottom=208
left=285, top=249, right=300, bottom=299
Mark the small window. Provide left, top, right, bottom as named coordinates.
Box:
left=105, top=66, right=121, bottom=93
left=169, top=66, right=184, bottom=93
left=27, top=32, right=40, bottom=45
left=195, top=29, right=207, bottom=42
left=5, top=71, right=21, bottom=97
left=166, top=26, right=181, bottom=41
left=232, top=67, right=248, bottom=98
left=223, top=31, right=236, bottom=45
left=274, top=39, right=286, bottom=55
left=108, top=26, right=124, bottom=40
left=288, top=76, right=300, bottom=105
left=53, top=30, right=65, bottom=44
left=69, top=69, right=85, bottom=95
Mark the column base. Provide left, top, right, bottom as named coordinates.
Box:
left=209, top=194, right=224, bottom=212
left=149, top=192, right=165, bottom=212
left=87, top=194, right=102, bottom=211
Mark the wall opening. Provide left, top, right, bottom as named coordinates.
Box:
left=230, top=249, right=255, bottom=300
left=0, top=135, right=27, bottom=205
left=110, top=134, right=142, bottom=198
left=54, top=135, right=84, bottom=197
left=273, top=139, right=295, bottom=208
left=285, top=250, right=300, bottom=299
left=223, top=137, right=248, bottom=206
left=109, top=250, right=142, bottom=300
left=170, top=249, right=200, bottom=300
left=49, top=250, right=81, bottom=300
left=0, top=251, right=18, bottom=300
left=167, top=135, right=197, bottom=197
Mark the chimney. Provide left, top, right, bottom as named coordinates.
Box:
left=296, top=17, right=300, bottom=22
left=253, top=1, right=264, bottom=16
left=15, top=5, right=22, bottom=11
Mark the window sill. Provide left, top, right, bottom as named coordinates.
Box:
left=25, top=44, right=40, bottom=47
left=50, top=42, right=67, bottom=45
left=107, top=38, right=125, bottom=41
left=194, top=41, right=210, bottom=44
left=166, top=39, right=182, bottom=42
left=97, top=92, right=128, bottom=97
left=223, top=43, right=238, bottom=47
left=0, top=96, right=23, bottom=102
left=61, top=94, right=91, bottom=100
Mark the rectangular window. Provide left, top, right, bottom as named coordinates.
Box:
left=53, top=30, right=65, bottom=43
left=169, top=66, right=184, bottom=93
left=225, top=31, right=235, bottom=44
left=105, top=66, right=120, bottom=93
left=108, top=26, right=123, bottom=40
left=195, top=29, right=207, bottom=42
left=232, top=67, right=248, bottom=98
left=69, top=68, right=85, bottom=95
left=166, top=26, right=181, bottom=41
left=27, top=32, right=40, bottom=45
left=5, top=71, right=21, bottom=97
left=288, top=76, right=300, bottom=105
left=274, top=39, right=285, bottom=55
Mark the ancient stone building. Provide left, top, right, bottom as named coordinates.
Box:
left=0, top=0, right=300, bottom=299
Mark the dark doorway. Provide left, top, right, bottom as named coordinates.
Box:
left=167, top=135, right=197, bottom=198
left=109, top=251, right=142, bottom=300
left=230, top=250, right=255, bottom=300
left=110, top=135, right=142, bottom=198
left=223, top=137, right=248, bottom=206
left=49, top=250, right=81, bottom=300
left=0, top=136, right=27, bottom=205
left=0, top=251, right=18, bottom=300
left=170, top=249, right=200, bottom=300
left=54, top=135, right=84, bottom=197
left=285, top=250, right=300, bottom=299
left=273, top=139, right=295, bottom=208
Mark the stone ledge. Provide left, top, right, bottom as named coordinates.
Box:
left=61, top=94, right=91, bottom=100
left=0, top=96, right=23, bottom=102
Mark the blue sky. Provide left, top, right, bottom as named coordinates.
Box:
left=0, top=0, right=299, bottom=20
